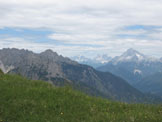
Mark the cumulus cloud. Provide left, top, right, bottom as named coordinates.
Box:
left=0, top=0, right=162, bottom=57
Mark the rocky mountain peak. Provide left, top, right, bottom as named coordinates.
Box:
left=40, top=49, right=60, bottom=61
left=126, top=48, right=138, bottom=53
left=114, top=48, right=146, bottom=63
left=41, top=49, right=58, bottom=56
left=122, top=48, right=145, bottom=58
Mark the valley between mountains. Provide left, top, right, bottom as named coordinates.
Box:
left=0, top=48, right=162, bottom=103
left=73, top=48, right=162, bottom=99
left=1, top=48, right=162, bottom=122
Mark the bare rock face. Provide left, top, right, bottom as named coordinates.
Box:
left=0, top=48, right=160, bottom=103
left=0, top=48, right=77, bottom=79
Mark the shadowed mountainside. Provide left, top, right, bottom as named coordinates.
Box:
left=0, top=48, right=161, bottom=103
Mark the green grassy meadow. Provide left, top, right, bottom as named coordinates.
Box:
left=0, top=74, right=162, bottom=122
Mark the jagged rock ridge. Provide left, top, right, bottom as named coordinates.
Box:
left=0, top=48, right=160, bottom=103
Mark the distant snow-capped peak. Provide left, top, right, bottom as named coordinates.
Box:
left=119, top=48, right=146, bottom=61
left=71, top=55, right=90, bottom=62
left=71, top=54, right=112, bottom=64
left=95, top=54, right=112, bottom=64
left=71, top=49, right=161, bottom=65
left=112, top=48, right=159, bottom=64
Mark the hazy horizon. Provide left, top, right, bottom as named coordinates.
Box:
left=0, top=47, right=161, bottom=59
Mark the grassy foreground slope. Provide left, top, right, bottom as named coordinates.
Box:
left=0, top=74, right=162, bottom=122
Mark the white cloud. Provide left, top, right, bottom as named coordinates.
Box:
left=0, top=0, right=162, bottom=57
left=1, top=36, right=162, bottom=58
left=1, top=0, right=162, bottom=28
left=0, top=37, right=110, bottom=57
left=48, top=33, right=110, bottom=45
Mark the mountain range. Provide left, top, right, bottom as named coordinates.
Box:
left=97, top=48, right=162, bottom=97
left=71, top=54, right=112, bottom=68
left=0, top=48, right=159, bottom=103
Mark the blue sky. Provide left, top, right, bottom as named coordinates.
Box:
left=0, top=0, right=162, bottom=58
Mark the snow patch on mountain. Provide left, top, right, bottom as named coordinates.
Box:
left=71, top=55, right=90, bottom=62
left=135, top=53, right=144, bottom=60
left=95, top=54, right=112, bottom=64
left=71, top=54, right=112, bottom=64
left=0, top=60, right=14, bottom=74
left=134, top=69, right=142, bottom=75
